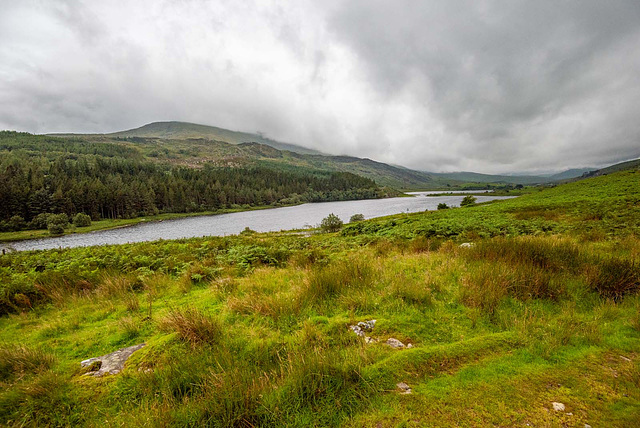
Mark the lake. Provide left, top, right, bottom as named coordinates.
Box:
left=2, top=192, right=515, bottom=251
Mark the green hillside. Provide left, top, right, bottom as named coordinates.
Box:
left=60, top=131, right=450, bottom=190
left=431, top=171, right=550, bottom=184
left=108, top=121, right=322, bottom=155
left=0, top=169, right=638, bottom=426
left=50, top=121, right=452, bottom=190
left=581, top=158, right=640, bottom=178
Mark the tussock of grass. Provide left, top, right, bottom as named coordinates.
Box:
left=158, top=307, right=223, bottom=347
left=0, top=372, right=82, bottom=426
left=0, top=344, right=55, bottom=382
left=227, top=290, right=300, bottom=320
left=588, top=257, right=639, bottom=301
left=465, top=236, right=582, bottom=272
left=97, top=274, right=143, bottom=299
left=301, top=255, right=377, bottom=304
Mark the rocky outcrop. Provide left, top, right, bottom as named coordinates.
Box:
left=81, top=343, right=145, bottom=377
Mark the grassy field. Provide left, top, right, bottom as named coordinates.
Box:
left=0, top=169, right=638, bottom=426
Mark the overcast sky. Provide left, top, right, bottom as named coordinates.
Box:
left=1, top=1, right=640, bottom=174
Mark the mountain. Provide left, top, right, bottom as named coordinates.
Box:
left=546, top=168, right=595, bottom=180
left=430, top=171, right=551, bottom=185
left=107, top=121, right=322, bottom=155
left=53, top=120, right=636, bottom=190
left=430, top=166, right=600, bottom=185
left=580, top=158, right=640, bottom=178
left=53, top=122, right=452, bottom=190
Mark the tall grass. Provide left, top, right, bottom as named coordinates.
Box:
left=465, top=236, right=583, bottom=272
left=0, top=344, right=55, bottom=382
left=158, top=307, right=223, bottom=347
left=460, top=261, right=562, bottom=314
left=588, top=258, right=639, bottom=301
left=300, top=255, right=377, bottom=305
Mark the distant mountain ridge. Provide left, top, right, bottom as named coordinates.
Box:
left=47, top=120, right=639, bottom=189
left=52, top=121, right=448, bottom=189
left=429, top=169, right=593, bottom=185
left=108, top=121, right=322, bottom=155
left=580, top=158, right=640, bottom=178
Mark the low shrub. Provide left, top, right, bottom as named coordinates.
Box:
left=72, top=213, right=91, bottom=227
left=460, top=195, right=477, bottom=207
left=349, top=213, right=365, bottom=223
left=320, top=213, right=343, bottom=233
left=46, top=213, right=69, bottom=236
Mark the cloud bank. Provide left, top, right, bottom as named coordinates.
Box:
left=1, top=0, right=639, bottom=173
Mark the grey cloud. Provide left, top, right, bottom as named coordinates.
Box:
left=1, top=1, right=639, bottom=173
left=328, top=0, right=640, bottom=171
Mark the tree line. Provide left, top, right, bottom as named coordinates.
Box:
left=0, top=132, right=393, bottom=231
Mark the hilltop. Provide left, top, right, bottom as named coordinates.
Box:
left=57, top=120, right=620, bottom=189
left=107, top=121, right=322, bottom=155
left=580, top=158, right=640, bottom=179
left=51, top=123, right=451, bottom=190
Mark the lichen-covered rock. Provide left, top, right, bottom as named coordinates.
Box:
left=396, top=382, right=412, bottom=394
left=81, top=343, right=145, bottom=377
left=386, top=338, right=405, bottom=348
left=349, top=319, right=376, bottom=337
left=552, top=402, right=565, bottom=412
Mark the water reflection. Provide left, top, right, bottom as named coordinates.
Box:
left=2, top=192, right=515, bottom=251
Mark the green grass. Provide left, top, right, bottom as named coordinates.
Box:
left=0, top=169, right=638, bottom=426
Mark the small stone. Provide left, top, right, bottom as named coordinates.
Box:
left=620, top=355, right=632, bottom=362
left=552, top=402, right=565, bottom=412
left=358, top=320, right=376, bottom=331
left=396, top=382, right=412, bottom=394
left=349, top=319, right=376, bottom=337
left=364, top=336, right=377, bottom=344
left=566, top=413, right=573, bottom=416
left=386, top=338, right=405, bottom=348
left=459, top=242, right=474, bottom=248
left=407, top=343, right=413, bottom=348
left=584, top=424, right=592, bottom=428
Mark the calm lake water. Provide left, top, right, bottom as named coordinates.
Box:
left=2, top=192, right=515, bottom=252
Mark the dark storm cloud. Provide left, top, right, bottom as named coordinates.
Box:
left=0, top=0, right=639, bottom=173
left=327, top=0, right=640, bottom=172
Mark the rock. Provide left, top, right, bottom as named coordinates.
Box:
left=396, top=382, right=412, bottom=394
left=459, top=242, right=474, bottom=248
left=365, top=336, right=378, bottom=344
left=81, top=343, right=145, bottom=377
left=386, top=338, right=405, bottom=348
left=349, top=319, right=376, bottom=337
left=407, top=343, right=413, bottom=349
left=585, top=424, right=592, bottom=428
left=551, top=402, right=565, bottom=412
